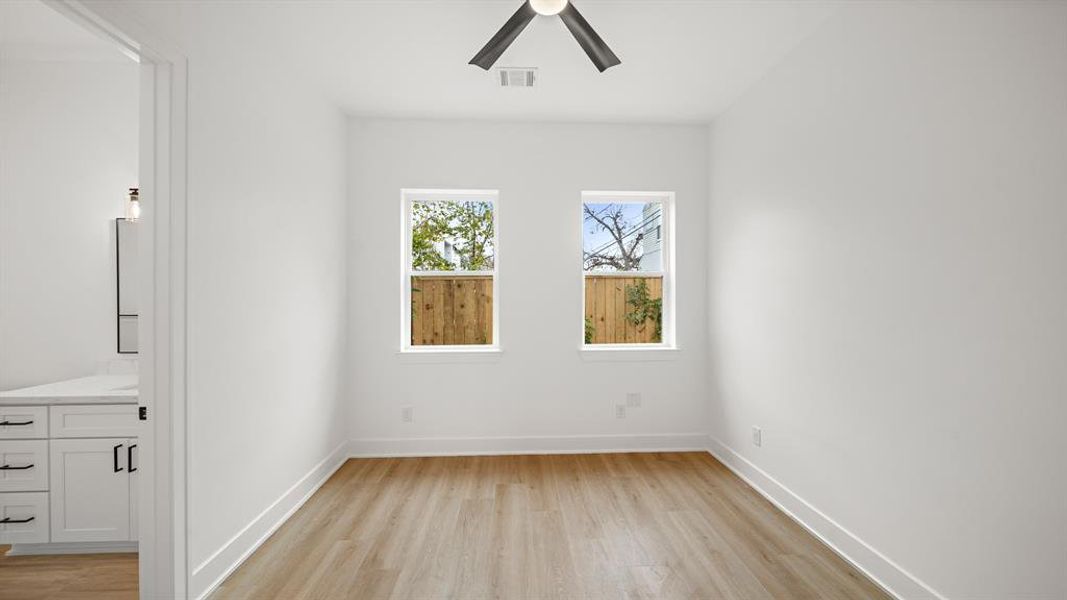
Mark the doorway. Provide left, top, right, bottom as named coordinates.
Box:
left=0, top=0, right=187, bottom=596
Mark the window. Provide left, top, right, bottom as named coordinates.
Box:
left=401, top=189, right=499, bottom=351
left=582, top=191, right=674, bottom=348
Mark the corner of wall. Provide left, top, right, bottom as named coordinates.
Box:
left=704, top=437, right=945, bottom=600
left=189, top=441, right=350, bottom=600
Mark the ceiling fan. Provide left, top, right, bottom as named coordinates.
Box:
left=469, top=0, right=621, bottom=73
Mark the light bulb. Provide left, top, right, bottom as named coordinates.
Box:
left=126, top=188, right=141, bottom=221
left=530, top=0, right=568, bottom=16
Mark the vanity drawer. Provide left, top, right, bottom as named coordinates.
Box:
left=50, top=405, right=139, bottom=439
left=0, top=406, right=48, bottom=440
left=0, top=441, right=48, bottom=492
left=0, top=491, right=49, bottom=544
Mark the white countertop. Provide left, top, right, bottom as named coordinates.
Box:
left=0, top=374, right=138, bottom=405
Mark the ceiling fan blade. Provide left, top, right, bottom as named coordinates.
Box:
left=469, top=2, right=537, bottom=70
left=559, top=2, right=621, bottom=72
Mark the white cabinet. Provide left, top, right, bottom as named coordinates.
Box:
left=0, top=402, right=139, bottom=550
left=49, top=438, right=138, bottom=543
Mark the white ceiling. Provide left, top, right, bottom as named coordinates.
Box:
left=166, top=0, right=841, bottom=124
left=3, top=0, right=839, bottom=124
left=0, top=0, right=129, bottom=62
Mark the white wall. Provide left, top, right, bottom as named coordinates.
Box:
left=348, top=119, right=710, bottom=454
left=0, top=58, right=138, bottom=390
left=91, top=3, right=351, bottom=596
left=183, top=63, right=348, bottom=596
left=708, top=2, right=1067, bottom=598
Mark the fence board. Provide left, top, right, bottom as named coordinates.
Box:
left=614, top=278, right=628, bottom=344
left=609, top=281, right=619, bottom=343
left=433, top=281, right=445, bottom=345
left=418, top=277, right=431, bottom=343
left=443, top=279, right=455, bottom=344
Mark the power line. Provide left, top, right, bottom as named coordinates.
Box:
left=585, top=209, right=662, bottom=258
left=586, top=211, right=660, bottom=257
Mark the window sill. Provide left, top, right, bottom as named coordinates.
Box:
left=397, top=347, right=503, bottom=364
left=579, top=345, right=680, bottom=362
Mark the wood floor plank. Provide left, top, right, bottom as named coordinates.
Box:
left=0, top=548, right=137, bottom=600
left=210, top=453, right=891, bottom=600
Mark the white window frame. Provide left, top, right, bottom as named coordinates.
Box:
left=400, top=189, right=501, bottom=353
left=580, top=191, right=676, bottom=352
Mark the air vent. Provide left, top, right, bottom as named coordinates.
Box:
left=497, top=67, right=537, bottom=88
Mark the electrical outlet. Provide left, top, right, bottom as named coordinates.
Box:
left=752, top=426, right=762, bottom=447
left=401, top=406, right=414, bottom=423
left=615, top=405, right=627, bottom=419
left=626, top=392, right=642, bottom=408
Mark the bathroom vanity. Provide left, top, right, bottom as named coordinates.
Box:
left=0, top=374, right=139, bottom=555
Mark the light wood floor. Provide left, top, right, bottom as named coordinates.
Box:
left=212, top=453, right=889, bottom=599
left=0, top=547, right=137, bottom=600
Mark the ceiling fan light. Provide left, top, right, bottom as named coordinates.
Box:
left=529, top=0, right=568, bottom=16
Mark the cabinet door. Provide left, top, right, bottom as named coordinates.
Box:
left=49, top=438, right=131, bottom=543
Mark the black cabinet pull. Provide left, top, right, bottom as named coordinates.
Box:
left=0, top=516, right=35, bottom=524
left=127, top=444, right=138, bottom=473
left=0, top=420, right=33, bottom=426
left=113, top=444, right=124, bottom=473
left=0, top=464, right=33, bottom=470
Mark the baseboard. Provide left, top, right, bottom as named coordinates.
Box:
left=5, top=541, right=137, bottom=556
left=348, top=432, right=709, bottom=457
left=705, top=436, right=946, bottom=600
left=189, top=441, right=349, bottom=600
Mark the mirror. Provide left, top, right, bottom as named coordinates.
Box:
left=116, top=218, right=138, bottom=353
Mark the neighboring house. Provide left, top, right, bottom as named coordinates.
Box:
left=433, top=239, right=463, bottom=269
left=639, top=202, right=662, bottom=271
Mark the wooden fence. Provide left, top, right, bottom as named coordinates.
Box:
left=409, top=274, right=662, bottom=346
left=585, top=275, right=663, bottom=344
left=411, top=275, right=493, bottom=346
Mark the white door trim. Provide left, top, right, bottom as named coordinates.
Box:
left=42, top=2, right=189, bottom=597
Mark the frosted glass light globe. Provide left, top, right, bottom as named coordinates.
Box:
left=530, top=0, right=568, bottom=16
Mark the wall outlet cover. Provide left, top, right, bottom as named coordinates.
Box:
left=401, top=406, right=414, bottom=423
left=626, top=392, right=642, bottom=408
left=615, top=405, right=627, bottom=419
left=752, top=426, right=762, bottom=447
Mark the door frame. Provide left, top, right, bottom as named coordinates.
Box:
left=43, top=1, right=189, bottom=596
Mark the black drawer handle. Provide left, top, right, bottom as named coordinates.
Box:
left=113, top=444, right=124, bottom=473
left=127, top=444, right=137, bottom=473
left=0, top=516, right=35, bottom=524
left=0, top=420, right=33, bottom=426
left=0, top=464, right=34, bottom=470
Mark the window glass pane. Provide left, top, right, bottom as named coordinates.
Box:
left=410, top=275, right=493, bottom=346
left=580, top=200, right=661, bottom=271
left=583, top=200, right=665, bottom=345
left=582, top=202, right=663, bottom=273
left=584, top=275, right=663, bottom=344
left=411, top=200, right=495, bottom=271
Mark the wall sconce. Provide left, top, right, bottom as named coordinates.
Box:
left=125, top=187, right=141, bottom=221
